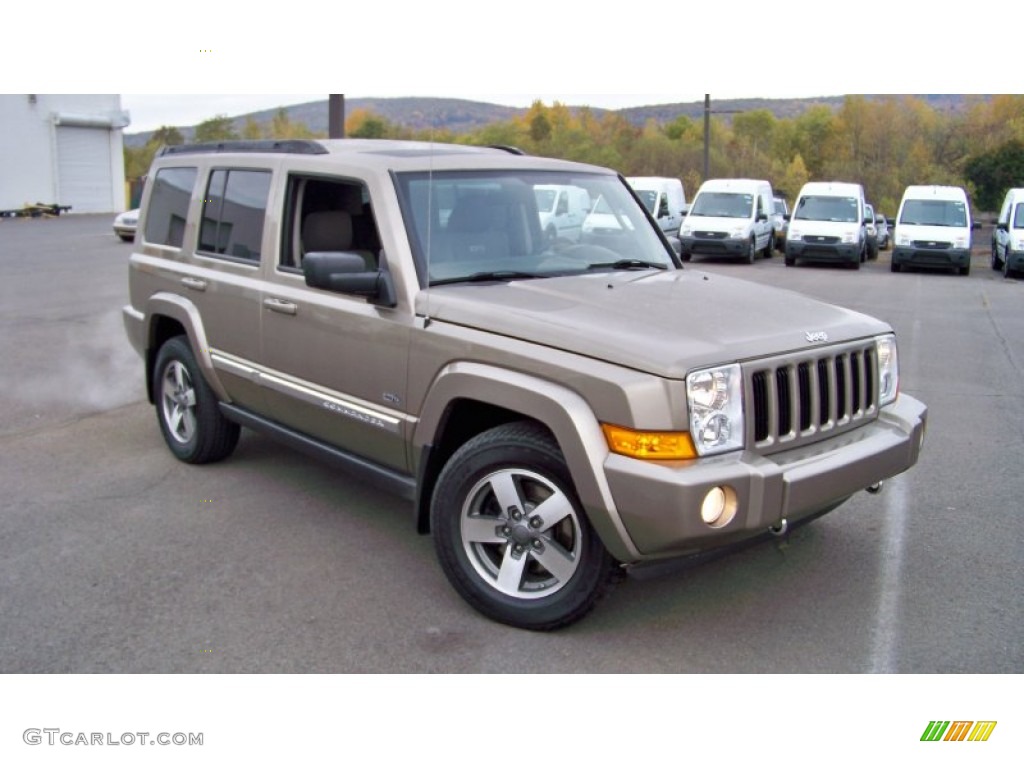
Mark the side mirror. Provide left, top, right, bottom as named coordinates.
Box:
left=756, top=212, right=768, bottom=222
left=996, top=222, right=1008, bottom=232
left=303, top=251, right=397, bottom=307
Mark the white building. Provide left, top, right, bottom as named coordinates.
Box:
left=0, top=94, right=130, bottom=214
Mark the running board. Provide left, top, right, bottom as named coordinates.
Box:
left=219, top=403, right=416, bottom=501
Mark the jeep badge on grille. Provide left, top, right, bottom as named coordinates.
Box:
left=805, top=331, right=829, bottom=343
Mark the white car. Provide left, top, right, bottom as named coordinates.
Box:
left=113, top=209, right=139, bottom=242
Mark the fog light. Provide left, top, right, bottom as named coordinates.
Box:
left=700, top=486, right=737, bottom=528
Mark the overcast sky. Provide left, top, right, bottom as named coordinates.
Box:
left=7, top=3, right=1004, bottom=134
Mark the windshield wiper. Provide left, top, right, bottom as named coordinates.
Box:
left=430, top=270, right=547, bottom=286
left=587, top=259, right=667, bottom=271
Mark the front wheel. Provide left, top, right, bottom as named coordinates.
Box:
left=430, top=422, right=618, bottom=630
left=745, top=237, right=756, bottom=264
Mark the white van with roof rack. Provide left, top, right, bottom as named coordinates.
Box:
left=785, top=181, right=868, bottom=269
left=891, top=185, right=977, bottom=276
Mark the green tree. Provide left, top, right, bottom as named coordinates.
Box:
left=194, top=115, right=238, bottom=142
left=964, top=139, right=1024, bottom=212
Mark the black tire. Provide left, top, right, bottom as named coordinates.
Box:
left=118, top=234, right=134, bottom=242
left=785, top=255, right=795, bottom=267
left=153, top=336, right=240, bottom=464
left=959, top=261, right=971, bottom=277
left=890, top=260, right=901, bottom=273
left=681, top=252, right=692, bottom=262
left=764, top=234, right=774, bottom=258
left=991, top=242, right=1002, bottom=271
left=745, top=237, right=756, bottom=264
left=430, top=422, right=618, bottom=631
left=1005, top=253, right=1014, bottom=278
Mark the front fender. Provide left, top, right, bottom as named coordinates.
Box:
left=414, top=362, right=642, bottom=562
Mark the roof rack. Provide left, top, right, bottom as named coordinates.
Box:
left=157, top=140, right=328, bottom=157
left=488, top=144, right=527, bottom=156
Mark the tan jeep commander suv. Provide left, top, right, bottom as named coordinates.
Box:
left=123, top=139, right=927, bottom=630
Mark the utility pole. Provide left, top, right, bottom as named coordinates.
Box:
left=702, top=93, right=740, bottom=181
left=703, top=94, right=710, bottom=182
left=328, top=94, right=345, bottom=138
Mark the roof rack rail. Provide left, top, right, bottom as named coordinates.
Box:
left=488, top=144, right=527, bottom=155
left=157, top=140, right=328, bottom=157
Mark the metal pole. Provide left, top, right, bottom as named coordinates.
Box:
left=703, top=93, right=710, bottom=181
left=328, top=94, right=345, bottom=138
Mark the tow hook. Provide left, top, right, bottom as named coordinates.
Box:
left=769, top=518, right=788, bottom=536
left=866, top=482, right=884, bottom=495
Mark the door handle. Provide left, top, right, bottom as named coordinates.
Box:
left=263, top=297, right=298, bottom=315
left=180, top=276, right=207, bottom=291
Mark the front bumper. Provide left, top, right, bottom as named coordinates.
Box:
left=1004, top=248, right=1024, bottom=274
left=680, top=236, right=748, bottom=258
left=785, top=240, right=860, bottom=263
left=892, top=245, right=970, bottom=269
left=602, top=394, right=926, bottom=560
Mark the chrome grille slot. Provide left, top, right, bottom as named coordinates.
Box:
left=748, top=342, right=879, bottom=452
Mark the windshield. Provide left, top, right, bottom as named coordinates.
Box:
left=689, top=192, right=754, bottom=218
left=396, top=170, right=674, bottom=286
left=899, top=199, right=967, bottom=227
left=794, top=195, right=859, bottom=223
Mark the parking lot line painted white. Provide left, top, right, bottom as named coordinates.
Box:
left=867, top=474, right=909, bottom=674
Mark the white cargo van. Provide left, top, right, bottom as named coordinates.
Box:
left=679, top=178, right=774, bottom=263
left=626, top=177, right=687, bottom=237
left=533, top=184, right=592, bottom=244
left=992, top=187, right=1024, bottom=277
left=785, top=181, right=868, bottom=269
left=891, top=185, right=977, bottom=276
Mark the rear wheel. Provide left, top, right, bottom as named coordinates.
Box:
left=154, top=336, right=239, bottom=464
left=430, top=422, right=618, bottom=631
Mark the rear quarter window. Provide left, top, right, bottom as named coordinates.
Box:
left=143, top=167, right=197, bottom=247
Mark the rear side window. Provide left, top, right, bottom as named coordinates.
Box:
left=198, top=169, right=272, bottom=262
left=143, top=167, right=196, bottom=247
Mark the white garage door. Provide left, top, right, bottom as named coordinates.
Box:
left=56, top=126, right=114, bottom=213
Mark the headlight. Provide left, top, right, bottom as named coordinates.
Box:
left=686, top=363, right=744, bottom=456
left=680, top=225, right=692, bottom=236
left=788, top=229, right=802, bottom=242
left=896, top=233, right=911, bottom=246
left=841, top=230, right=856, bottom=243
left=876, top=334, right=899, bottom=406
left=730, top=226, right=747, bottom=239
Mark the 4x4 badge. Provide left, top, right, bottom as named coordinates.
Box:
left=805, top=331, right=828, bottom=343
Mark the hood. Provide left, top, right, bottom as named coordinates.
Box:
left=419, top=269, right=890, bottom=378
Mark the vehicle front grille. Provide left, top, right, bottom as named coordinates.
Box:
left=805, top=235, right=840, bottom=244
left=747, top=341, right=878, bottom=453
left=911, top=239, right=952, bottom=249
left=695, top=231, right=727, bottom=239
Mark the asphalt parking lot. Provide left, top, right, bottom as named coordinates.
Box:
left=1, top=214, right=1021, bottom=673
